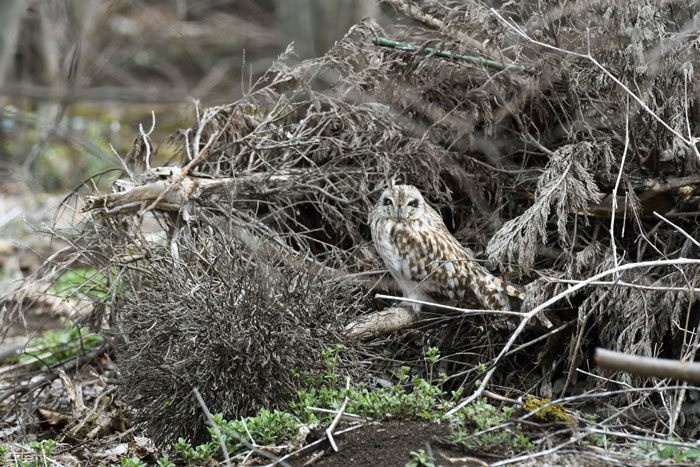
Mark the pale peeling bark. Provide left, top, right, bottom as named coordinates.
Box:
left=82, top=167, right=316, bottom=215
left=345, top=306, right=418, bottom=341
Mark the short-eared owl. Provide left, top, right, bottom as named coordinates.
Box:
left=369, top=183, right=524, bottom=311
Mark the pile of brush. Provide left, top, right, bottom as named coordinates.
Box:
left=4, top=0, right=699, bottom=443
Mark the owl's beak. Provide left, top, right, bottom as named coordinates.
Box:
left=396, top=206, right=402, bottom=222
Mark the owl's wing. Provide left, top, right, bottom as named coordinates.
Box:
left=394, top=219, right=523, bottom=310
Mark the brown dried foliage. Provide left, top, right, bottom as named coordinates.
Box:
left=3, top=0, right=700, bottom=443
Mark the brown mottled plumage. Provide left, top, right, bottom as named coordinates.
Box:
left=369, top=184, right=524, bottom=311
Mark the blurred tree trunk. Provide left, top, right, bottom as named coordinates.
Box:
left=20, top=0, right=100, bottom=178
left=0, top=0, right=24, bottom=89
left=0, top=0, right=25, bottom=175
left=274, top=0, right=374, bottom=58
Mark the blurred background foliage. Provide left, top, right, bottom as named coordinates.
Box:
left=0, top=0, right=374, bottom=195
left=0, top=0, right=374, bottom=280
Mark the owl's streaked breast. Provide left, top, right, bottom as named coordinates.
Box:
left=371, top=216, right=405, bottom=281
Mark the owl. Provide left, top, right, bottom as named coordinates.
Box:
left=369, top=183, right=524, bottom=311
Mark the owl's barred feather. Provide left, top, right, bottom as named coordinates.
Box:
left=370, top=184, right=524, bottom=311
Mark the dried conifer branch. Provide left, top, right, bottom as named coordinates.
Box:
left=446, top=258, right=700, bottom=417
left=491, top=7, right=700, bottom=161
left=487, top=142, right=606, bottom=271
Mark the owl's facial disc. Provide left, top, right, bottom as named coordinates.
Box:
left=378, top=185, right=423, bottom=222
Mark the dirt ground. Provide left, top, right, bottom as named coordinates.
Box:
left=289, top=420, right=471, bottom=466
left=287, top=419, right=621, bottom=467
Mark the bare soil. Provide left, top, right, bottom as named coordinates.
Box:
left=289, top=419, right=483, bottom=467
left=288, top=420, right=629, bottom=466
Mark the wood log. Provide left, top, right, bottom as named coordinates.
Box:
left=595, top=348, right=700, bottom=384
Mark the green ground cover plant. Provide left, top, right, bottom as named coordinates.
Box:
left=171, top=346, right=532, bottom=464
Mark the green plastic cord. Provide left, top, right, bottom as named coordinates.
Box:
left=371, top=37, right=525, bottom=72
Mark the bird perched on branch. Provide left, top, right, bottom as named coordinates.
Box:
left=369, top=182, right=524, bottom=311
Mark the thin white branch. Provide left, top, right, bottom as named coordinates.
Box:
left=610, top=97, right=630, bottom=276
left=194, top=386, right=289, bottom=466
left=685, top=67, right=693, bottom=142
left=241, top=417, right=258, bottom=447
left=266, top=424, right=364, bottom=467
left=374, top=294, right=528, bottom=317
left=445, top=258, right=700, bottom=417
left=539, top=276, right=700, bottom=293
left=575, top=367, right=633, bottom=389
left=137, top=110, right=157, bottom=171
left=670, top=281, right=700, bottom=435
left=586, top=427, right=700, bottom=450
left=653, top=211, right=700, bottom=249
left=325, top=377, right=351, bottom=452
left=491, top=432, right=589, bottom=466
left=108, top=143, right=134, bottom=181
left=183, top=128, right=193, bottom=161
left=519, top=384, right=697, bottom=422
left=193, top=387, right=231, bottom=467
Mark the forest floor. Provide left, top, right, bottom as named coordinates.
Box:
left=0, top=208, right=640, bottom=466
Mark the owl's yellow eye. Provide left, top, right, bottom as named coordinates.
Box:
left=384, top=198, right=393, bottom=206
left=407, top=200, right=417, bottom=208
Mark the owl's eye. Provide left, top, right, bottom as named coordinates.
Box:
left=407, top=199, right=418, bottom=208
left=384, top=198, right=393, bottom=206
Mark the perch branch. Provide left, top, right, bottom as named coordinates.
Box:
left=345, top=306, right=418, bottom=340
left=82, top=169, right=354, bottom=214
left=138, top=131, right=219, bottom=216
left=85, top=171, right=293, bottom=213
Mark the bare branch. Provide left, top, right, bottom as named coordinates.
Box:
left=446, top=258, right=700, bottom=417
left=595, top=348, right=700, bottom=384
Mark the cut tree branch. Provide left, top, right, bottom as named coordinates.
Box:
left=595, top=348, right=700, bottom=384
